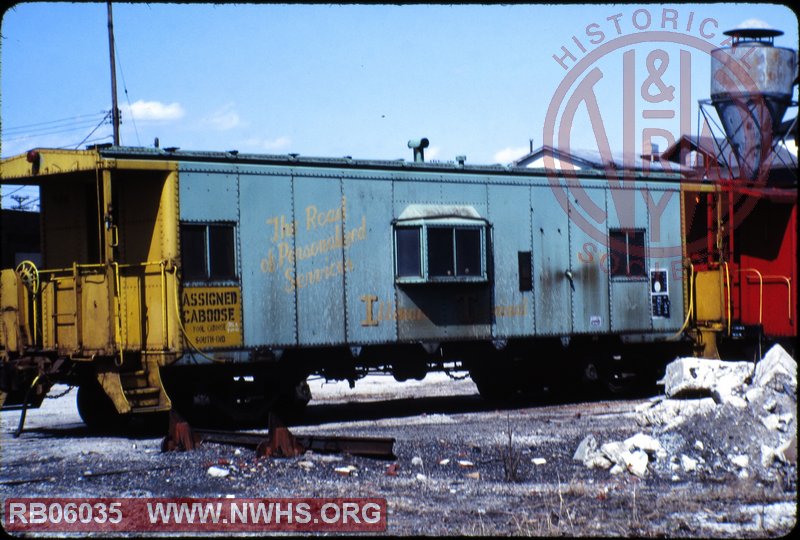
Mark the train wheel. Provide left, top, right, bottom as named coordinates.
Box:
left=76, top=380, right=130, bottom=431
left=469, top=365, right=518, bottom=402
left=273, top=380, right=312, bottom=425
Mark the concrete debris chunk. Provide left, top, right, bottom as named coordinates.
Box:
left=600, top=441, right=630, bottom=467
left=625, top=450, right=649, bottom=478
left=694, top=440, right=704, bottom=451
left=624, top=433, right=663, bottom=455
left=207, top=466, right=230, bottom=478
left=585, top=454, right=614, bottom=470
left=636, top=397, right=717, bottom=429
left=753, top=344, right=797, bottom=394
left=663, top=357, right=751, bottom=399
left=761, top=413, right=794, bottom=432
left=573, top=434, right=598, bottom=462
left=729, top=454, right=749, bottom=468
left=680, top=455, right=698, bottom=473
left=531, top=457, right=547, bottom=466
left=334, top=465, right=358, bottom=476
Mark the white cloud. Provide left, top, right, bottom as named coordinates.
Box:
left=242, top=136, right=292, bottom=152
left=736, top=19, right=773, bottom=29
left=493, top=146, right=529, bottom=164
left=205, top=103, right=242, bottom=131
left=123, top=100, right=185, bottom=121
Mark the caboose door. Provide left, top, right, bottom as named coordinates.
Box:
left=531, top=187, right=573, bottom=335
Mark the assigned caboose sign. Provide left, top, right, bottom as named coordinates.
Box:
left=182, top=286, right=243, bottom=348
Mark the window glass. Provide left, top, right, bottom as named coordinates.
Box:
left=427, top=227, right=455, bottom=276
left=455, top=228, right=481, bottom=276
left=209, top=225, right=236, bottom=280
left=395, top=227, right=422, bottom=277
left=181, top=225, right=207, bottom=281
left=627, top=230, right=646, bottom=277
left=609, top=229, right=646, bottom=277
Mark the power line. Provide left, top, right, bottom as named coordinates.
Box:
left=2, top=112, right=109, bottom=134
left=74, top=110, right=113, bottom=149
left=114, top=39, right=141, bottom=146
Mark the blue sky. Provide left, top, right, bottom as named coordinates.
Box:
left=1, top=2, right=797, bottom=209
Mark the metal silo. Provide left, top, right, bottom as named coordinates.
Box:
left=710, top=28, right=797, bottom=181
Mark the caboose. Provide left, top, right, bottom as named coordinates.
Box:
left=0, top=137, right=795, bottom=428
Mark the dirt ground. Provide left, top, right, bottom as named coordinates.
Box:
left=1, top=371, right=796, bottom=537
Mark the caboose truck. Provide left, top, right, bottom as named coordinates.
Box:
left=0, top=27, right=796, bottom=430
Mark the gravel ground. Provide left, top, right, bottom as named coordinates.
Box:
left=1, top=372, right=796, bottom=537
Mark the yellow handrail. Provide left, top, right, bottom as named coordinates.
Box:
left=737, top=268, right=763, bottom=325
left=669, top=261, right=694, bottom=340
left=747, top=274, right=792, bottom=324
left=723, top=262, right=731, bottom=336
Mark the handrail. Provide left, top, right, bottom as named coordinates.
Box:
left=723, top=262, right=731, bottom=336
left=744, top=273, right=792, bottom=324
left=737, top=268, right=763, bottom=325
left=669, top=261, right=694, bottom=340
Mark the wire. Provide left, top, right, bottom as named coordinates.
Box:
left=2, top=112, right=109, bottom=134
left=74, top=111, right=112, bottom=149
left=114, top=39, right=141, bottom=146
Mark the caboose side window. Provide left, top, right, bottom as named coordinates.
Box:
left=608, top=229, right=646, bottom=278
left=395, top=227, right=422, bottom=277
left=428, top=227, right=483, bottom=277
left=181, top=223, right=237, bottom=282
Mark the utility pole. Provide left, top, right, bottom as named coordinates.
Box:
left=107, top=1, right=120, bottom=145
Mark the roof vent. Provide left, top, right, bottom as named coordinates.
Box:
left=408, top=138, right=429, bottom=162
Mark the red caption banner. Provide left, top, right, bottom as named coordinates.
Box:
left=3, top=497, right=387, bottom=532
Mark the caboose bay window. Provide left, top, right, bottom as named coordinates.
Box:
left=393, top=206, right=487, bottom=283
left=181, top=223, right=237, bottom=282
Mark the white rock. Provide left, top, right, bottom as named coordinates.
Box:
left=609, top=464, right=624, bottom=475
left=761, top=414, right=783, bottom=431
left=586, top=455, right=614, bottom=470
left=457, top=460, right=475, bottom=468
left=671, top=474, right=681, bottom=482
left=753, top=344, right=797, bottom=393
left=624, top=433, right=663, bottom=454
left=297, top=460, right=315, bottom=471
left=411, top=456, right=423, bottom=467
left=761, top=445, right=778, bottom=468
left=663, top=357, right=751, bottom=398
left=600, top=441, right=629, bottom=466
left=681, top=455, right=698, bottom=473
left=207, top=466, right=230, bottom=478
left=334, top=465, right=358, bottom=476
left=573, top=434, right=598, bottom=462
left=777, top=436, right=797, bottom=463
left=694, top=440, right=704, bottom=451
left=415, top=473, right=427, bottom=482
left=438, top=458, right=450, bottom=466
left=625, top=450, right=649, bottom=478
left=730, top=454, right=749, bottom=468
left=637, top=397, right=717, bottom=428
left=531, top=457, right=547, bottom=466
